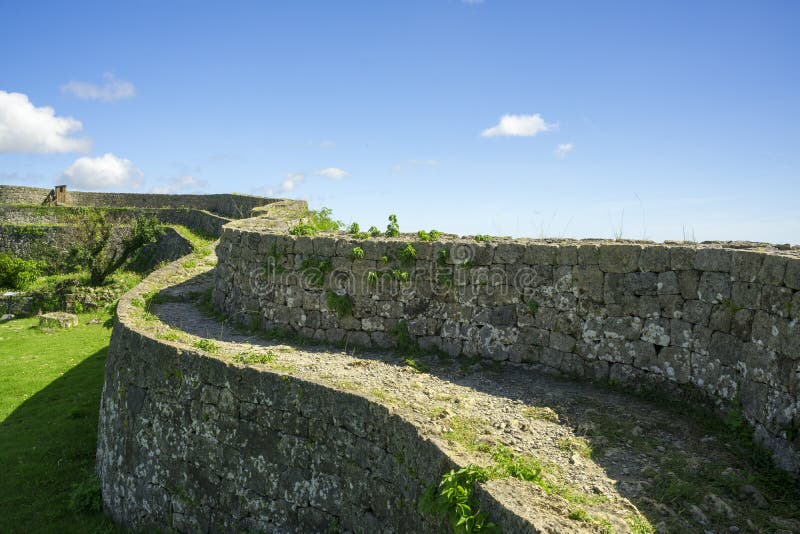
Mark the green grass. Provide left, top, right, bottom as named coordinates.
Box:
left=0, top=312, right=121, bottom=532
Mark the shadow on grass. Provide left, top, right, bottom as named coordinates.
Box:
left=0, top=347, right=123, bottom=533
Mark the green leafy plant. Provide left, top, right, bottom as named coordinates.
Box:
left=399, top=243, right=417, bottom=266
left=347, top=222, right=361, bottom=234
left=351, top=246, right=365, bottom=260
left=391, top=269, right=410, bottom=282
left=474, top=235, right=493, bottom=242
left=367, top=271, right=379, bottom=285
left=438, top=248, right=449, bottom=266
left=381, top=254, right=390, bottom=264
left=419, top=465, right=498, bottom=533
left=404, top=357, right=429, bottom=373
left=301, top=257, right=333, bottom=287
left=232, top=351, right=277, bottom=365
left=369, top=226, right=381, bottom=237
left=527, top=299, right=539, bottom=315
left=0, top=253, right=44, bottom=290
left=289, top=207, right=343, bottom=236
left=325, top=290, right=353, bottom=318
left=386, top=214, right=400, bottom=237
left=418, top=229, right=442, bottom=241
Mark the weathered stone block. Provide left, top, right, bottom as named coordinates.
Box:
left=758, top=255, right=788, bottom=286
left=639, top=246, right=670, bottom=272
left=670, top=319, right=693, bottom=348
left=599, top=244, right=641, bottom=273
left=623, top=272, right=658, bottom=296
left=641, top=318, right=670, bottom=346
left=523, top=244, right=557, bottom=266
left=39, top=312, right=78, bottom=329
left=659, top=294, right=684, bottom=320
left=602, top=316, right=643, bottom=340
left=784, top=258, right=800, bottom=290
left=709, top=305, right=733, bottom=333
left=697, top=272, right=732, bottom=304
left=694, top=248, right=732, bottom=272
left=670, top=246, right=696, bottom=270
left=731, top=250, right=763, bottom=282
left=549, top=331, right=577, bottom=352
left=657, top=271, right=680, bottom=295
left=494, top=243, right=524, bottom=264
left=556, top=245, right=578, bottom=266
left=731, top=282, right=762, bottom=310
left=577, top=243, right=600, bottom=265
left=678, top=270, right=700, bottom=300
left=761, top=285, right=793, bottom=318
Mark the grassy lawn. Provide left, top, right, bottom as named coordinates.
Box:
left=0, top=312, right=122, bottom=533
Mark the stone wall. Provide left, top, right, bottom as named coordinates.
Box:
left=0, top=185, right=278, bottom=219
left=0, top=205, right=230, bottom=237
left=213, top=228, right=800, bottom=473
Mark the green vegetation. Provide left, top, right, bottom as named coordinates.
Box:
left=368, top=226, right=381, bottom=237
left=0, top=312, right=121, bottom=532
left=385, top=214, right=400, bottom=237
left=568, top=509, right=614, bottom=533
left=170, top=225, right=215, bottom=257
left=325, top=290, right=353, bottom=318
left=367, top=271, right=379, bottom=285
left=417, top=229, right=442, bottom=241
left=232, top=351, right=277, bottom=365
left=351, top=246, right=364, bottom=260
left=404, top=357, right=429, bottom=373
left=68, top=210, right=163, bottom=286
left=391, top=269, right=410, bottom=282
left=419, top=465, right=498, bottom=534
left=301, top=257, right=333, bottom=287
left=474, top=235, right=493, bottom=242
left=193, top=338, right=220, bottom=353
left=390, top=319, right=417, bottom=353
left=526, top=299, right=539, bottom=315
left=346, top=222, right=360, bottom=234
left=289, top=207, right=343, bottom=236
left=398, top=243, right=417, bottom=266
left=0, top=253, right=43, bottom=290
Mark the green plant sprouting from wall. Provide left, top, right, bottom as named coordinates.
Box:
left=289, top=207, right=343, bottom=236
left=417, top=229, right=442, bottom=242
left=399, top=243, right=417, bottom=266
left=325, top=290, right=353, bottom=318
left=418, top=465, right=498, bottom=533
left=301, top=257, right=333, bottom=287
left=386, top=214, right=400, bottom=237
left=351, top=246, right=364, bottom=260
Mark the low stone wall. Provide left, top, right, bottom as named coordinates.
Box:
left=0, top=185, right=51, bottom=205
left=0, top=185, right=279, bottom=219
left=0, top=223, right=72, bottom=262
left=213, top=228, right=800, bottom=473
left=0, top=205, right=230, bottom=237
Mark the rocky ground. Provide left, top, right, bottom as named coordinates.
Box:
left=126, top=250, right=800, bottom=534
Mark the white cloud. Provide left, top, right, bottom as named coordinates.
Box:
left=61, top=72, right=136, bottom=102
left=279, top=172, right=305, bottom=192
left=151, top=175, right=208, bottom=194
left=319, top=140, right=336, bottom=149
left=554, top=143, right=574, bottom=158
left=314, top=167, right=349, bottom=180
left=62, top=153, right=143, bottom=190
left=0, top=90, right=90, bottom=153
left=481, top=113, right=555, bottom=137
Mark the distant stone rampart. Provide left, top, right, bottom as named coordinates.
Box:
left=0, top=184, right=276, bottom=219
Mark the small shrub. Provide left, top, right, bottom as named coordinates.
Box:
left=474, top=235, right=493, bottom=242
left=351, top=246, right=364, bottom=260
left=418, top=229, right=442, bottom=241
left=325, top=291, right=353, bottom=318
left=72, top=301, right=84, bottom=314
left=367, top=271, right=378, bottom=285
left=527, top=299, right=539, bottom=315
left=391, top=269, right=410, bottom=282
left=418, top=465, right=498, bottom=533
left=289, top=223, right=317, bottom=236
left=347, top=222, right=361, bottom=234
left=369, top=226, right=381, bottom=237
left=381, top=254, right=390, bottom=264
left=405, top=357, right=429, bottom=373
left=232, top=351, right=277, bottom=365
left=0, top=253, right=43, bottom=290
left=399, top=243, right=417, bottom=266
left=385, top=214, right=400, bottom=237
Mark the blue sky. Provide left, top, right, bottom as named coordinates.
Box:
left=1, top=1, right=798, bottom=243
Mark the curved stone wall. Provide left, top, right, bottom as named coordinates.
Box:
left=213, top=226, right=800, bottom=473
left=0, top=184, right=277, bottom=219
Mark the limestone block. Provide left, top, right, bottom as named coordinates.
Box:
left=599, top=244, right=641, bottom=273
left=758, top=255, right=788, bottom=286
left=38, top=312, right=78, bottom=329
left=697, top=272, right=732, bottom=304
left=639, top=246, right=670, bottom=272
left=694, top=248, right=732, bottom=272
